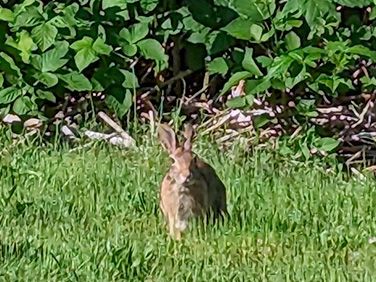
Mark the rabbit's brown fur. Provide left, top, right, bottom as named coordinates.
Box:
left=158, top=123, right=227, bottom=239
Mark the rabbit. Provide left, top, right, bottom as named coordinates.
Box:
left=158, top=123, right=227, bottom=240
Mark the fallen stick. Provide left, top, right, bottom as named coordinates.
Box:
left=202, top=114, right=231, bottom=135
left=61, top=125, right=78, bottom=140
left=84, top=130, right=133, bottom=148
left=98, top=111, right=135, bottom=146
left=316, top=106, right=343, bottom=114
left=351, top=100, right=371, bottom=128
left=198, top=110, right=227, bottom=130
left=350, top=167, right=366, bottom=180
left=345, top=150, right=363, bottom=167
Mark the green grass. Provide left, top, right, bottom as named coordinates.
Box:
left=0, top=136, right=375, bottom=281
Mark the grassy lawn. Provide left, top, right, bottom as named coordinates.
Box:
left=0, top=136, right=375, bottom=281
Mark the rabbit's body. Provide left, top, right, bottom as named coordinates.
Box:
left=160, top=170, right=209, bottom=235
left=157, top=124, right=227, bottom=239
left=195, top=159, right=227, bottom=219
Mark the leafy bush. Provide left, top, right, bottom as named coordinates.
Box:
left=1, top=0, right=376, bottom=125
left=0, top=0, right=167, bottom=120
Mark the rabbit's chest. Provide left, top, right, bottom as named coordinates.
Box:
left=177, top=185, right=208, bottom=215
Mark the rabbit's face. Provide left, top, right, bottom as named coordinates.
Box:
left=158, top=123, right=198, bottom=186
left=170, top=148, right=197, bottom=186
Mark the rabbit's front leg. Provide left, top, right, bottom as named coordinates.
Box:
left=173, top=218, right=187, bottom=240
left=168, top=203, right=189, bottom=240
left=167, top=214, right=182, bottom=240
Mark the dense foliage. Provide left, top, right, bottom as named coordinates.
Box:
left=1, top=0, right=376, bottom=125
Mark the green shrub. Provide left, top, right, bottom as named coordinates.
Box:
left=0, top=0, right=376, bottom=121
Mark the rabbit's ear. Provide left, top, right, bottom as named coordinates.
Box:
left=158, top=124, right=177, bottom=154
left=183, top=123, right=194, bottom=151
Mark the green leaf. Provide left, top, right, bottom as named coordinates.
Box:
left=207, top=57, right=228, bottom=75
left=120, top=70, right=139, bottom=89
left=271, top=78, right=286, bottom=90
left=106, top=89, right=133, bottom=118
left=304, top=0, right=333, bottom=25
left=254, top=115, right=270, bottom=129
left=0, top=8, right=15, bottom=22
left=303, top=0, right=336, bottom=36
left=137, top=39, right=168, bottom=70
left=140, top=0, right=159, bottom=12
left=0, top=104, right=10, bottom=118
left=314, top=137, right=340, bottom=152
left=120, top=43, right=138, bottom=57
left=36, top=90, right=56, bottom=103
left=285, top=65, right=308, bottom=89
left=267, top=55, right=294, bottom=78
left=162, top=15, right=184, bottom=35
left=15, top=0, right=35, bottom=8
left=296, top=99, right=318, bottom=117
left=5, top=30, right=35, bottom=63
left=92, top=37, right=113, bottom=55
left=13, top=96, right=36, bottom=115
left=302, top=46, right=326, bottom=55
left=188, top=30, right=210, bottom=44
left=0, top=87, right=22, bottom=104
left=314, top=74, right=353, bottom=94
left=276, top=19, right=304, bottom=32
left=260, top=29, right=275, bottom=42
left=245, top=79, right=271, bottom=95
left=0, top=52, right=22, bottom=77
left=226, top=96, right=246, bottom=108
left=75, top=48, right=98, bottom=72
left=360, top=76, right=376, bottom=89
left=49, top=15, right=68, bottom=29
left=102, top=0, right=127, bottom=9
left=31, top=41, right=69, bottom=72
left=250, top=24, right=263, bottom=41
left=71, top=37, right=111, bottom=71
left=71, top=37, right=93, bottom=51
left=91, top=77, right=105, bottom=92
left=348, top=45, right=376, bottom=60
left=71, top=37, right=96, bottom=72
left=18, top=31, right=35, bottom=63
left=0, top=73, right=3, bottom=87
left=222, top=18, right=253, bottom=40
left=285, top=31, right=301, bottom=50
left=119, top=22, right=149, bottom=44
left=130, top=23, right=149, bottom=42
left=208, top=31, right=234, bottom=55
left=49, top=12, right=77, bottom=37
left=220, top=71, right=253, bottom=96
left=33, top=72, right=58, bottom=88
left=325, top=40, right=348, bottom=55
left=256, top=56, right=273, bottom=68
left=242, top=48, right=262, bottom=76
left=370, top=7, right=376, bottom=20
left=116, top=10, right=130, bottom=21
left=13, top=5, right=43, bottom=28
left=42, top=42, right=69, bottom=72
left=334, top=0, right=371, bottom=8
left=31, top=22, right=58, bottom=52
left=232, top=0, right=265, bottom=20
left=59, top=72, right=92, bottom=91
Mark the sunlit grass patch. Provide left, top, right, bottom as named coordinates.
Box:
left=0, top=139, right=374, bottom=281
